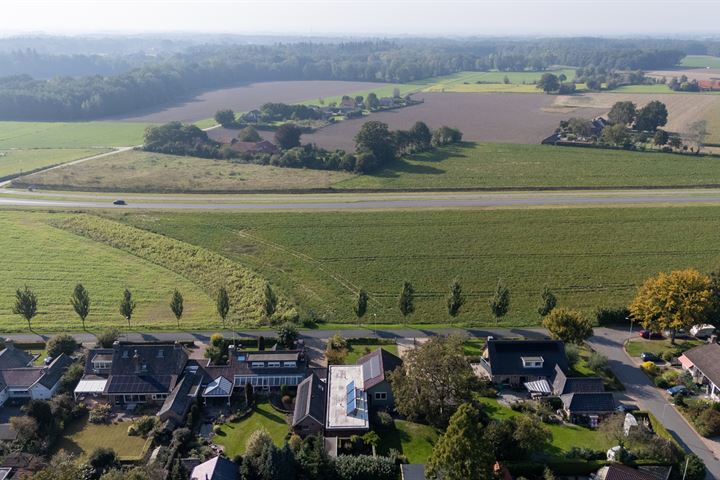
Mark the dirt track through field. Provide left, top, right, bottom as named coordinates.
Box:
left=103, top=80, right=390, bottom=123
left=209, top=92, right=605, bottom=150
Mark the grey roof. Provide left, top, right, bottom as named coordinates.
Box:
left=38, top=354, right=73, bottom=389
left=356, top=348, right=403, bottom=390
left=596, top=464, right=671, bottom=480
left=193, top=348, right=306, bottom=383
left=485, top=339, right=567, bottom=378
left=158, top=371, right=201, bottom=420
left=562, top=392, right=615, bottom=413
left=99, top=344, right=188, bottom=395
left=0, top=368, right=43, bottom=389
left=245, top=352, right=301, bottom=362
left=682, top=343, right=720, bottom=386
left=292, top=373, right=326, bottom=427
left=84, top=348, right=114, bottom=375
left=401, top=464, right=426, bottom=480
left=190, top=456, right=238, bottom=480
left=552, top=365, right=604, bottom=395
left=0, top=346, right=34, bottom=370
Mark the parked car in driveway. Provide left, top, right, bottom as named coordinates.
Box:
left=639, top=330, right=663, bottom=340
left=666, top=385, right=689, bottom=397
left=640, top=352, right=660, bottom=362
left=616, top=403, right=639, bottom=413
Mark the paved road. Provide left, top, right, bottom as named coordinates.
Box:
left=588, top=328, right=720, bottom=478
left=5, top=189, right=720, bottom=210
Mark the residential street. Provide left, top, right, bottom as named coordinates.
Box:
left=5, top=325, right=719, bottom=476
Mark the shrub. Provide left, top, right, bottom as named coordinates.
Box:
left=334, top=454, right=397, bottom=480
left=89, top=403, right=112, bottom=424
left=660, top=369, right=679, bottom=385
left=213, top=425, right=222, bottom=434
left=661, top=350, right=675, bottom=362
left=587, top=352, right=609, bottom=372
left=567, top=447, right=605, bottom=460
left=373, top=411, right=394, bottom=429
left=595, top=307, right=630, bottom=326
left=565, top=344, right=580, bottom=366
left=386, top=448, right=408, bottom=465
left=694, top=407, right=720, bottom=437
left=640, top=361, right=658, bottom=376
left=46, top=334, right=78, bottom=358
left=282, top=395, right=292, bottom=405
left=654, top=376, right=670, bottom=389
left=128, top=416, right=157, bottom=438
left=96, top=329, right=120, bottom=348
left=673, top=395, right=687, bottom=407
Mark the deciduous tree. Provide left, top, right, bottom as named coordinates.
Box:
left=216, top=286, right=230, bottom=328
left=277, top=322, right=298, bottom=349
left=542, top=307, right=593, bottom=344
left=354, top=289, right=368, bottom=325
left=214, top=109, right=236, bottom=127
left=274, top=123, right=302, bottom=149
left=355, top=120, right=395, bottom=168
left=70, top=283, right=90, bottom=330
left=398, top=281, right=415, bottom=321
left=489, top=279, right=510, bottom=324
left=629, top=269, right=712, bottom=343
left=262, top=282, right=277, bottom=319
left=608, top=101, right=637, bottom=125
left=169, top=289, right=183, bottom=329
left=447, top=278, right=465, bottom=318
left=537, top=285, right=557, bottom=317
left=635, top=100, right=668, bottom=132
left=536, top=73, right=560, bottom=93
left=13, top=285, right=37, bottom=331
left=119, top=288, right=136, bottom=327
left=687, top=120, right=709, bottom=153
left=426, top=403, right=493, bottom=480
left=237, top=126, right=262, bottom=142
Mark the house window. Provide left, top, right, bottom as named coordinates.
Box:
left=151, top=394, right=168, bottom=401
left=251, top=362, right=265, bottom=368
left=267, top=361, right=281, bottom=368
left=123, top=394, right=147, bottom=403
left=374, top=392, right=387, bottom=401
left=283, top=361, right=296, bottom=368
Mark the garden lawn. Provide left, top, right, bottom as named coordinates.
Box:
left=0, top=211, right=217, bottom=332
left=344, top=344, right=398, bottom=365
left=0, top=148, right=108, bottom=179
left=55, top=416, right=148, bottom=461
left=376, top=420, right=439, bottom=464
left=214, top=401, right=289, bottom=457
left=625, top=338, right=703, bottom=358
left=0, top=121, right=150, bottom=148
left=463, top=339, right=486, bottom=356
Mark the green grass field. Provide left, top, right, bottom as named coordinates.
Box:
left=344, top=344, right=398, bottom=364
left=215, top=401, right=289, bottom=457
left=55, top=416, right=149, bottom=461
left=0, top=122, right=150, bottom=149
left=21, top=143, right=720, bottom=193
left=377, top=420, right=439, bottom=463
left=0, top=148, right=107, bottom=179
left=337, top=142, right=720, bottom=190
left=114, top=205, right=720, bottom=326
left=421, top=69, right=576, bottom=93
left=625, top=338, right=702, bottom=358
left=0, top=211, right=218, bottom=333
left=679, top=55, right=720, bottom=69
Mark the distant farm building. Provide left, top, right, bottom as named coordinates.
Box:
left=698, top=80, right=720, bottom=91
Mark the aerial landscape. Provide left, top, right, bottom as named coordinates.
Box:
left=2, top=1, right=720, bottom=479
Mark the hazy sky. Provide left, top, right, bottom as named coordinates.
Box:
left=2, top=0, right=720, bottom=37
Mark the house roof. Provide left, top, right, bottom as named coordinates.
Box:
left=356, top=348, right=403, bottom=390
left=158, top=371, right=202, bottom=420
left=0, top=345, right=34, bottom=369
left=561, top=392, right=615, bottom=413
left=38, top=354, right=73, bottom=389
left=190, top=456, right=238, bottom=480
left=292, top=372, right=326, bottom=427
left=245, top=352, right=300, bottom=362
left=485, top=339, right=568, bottom=378
left=192, top=348, right=305, bottom=382
left=681, top=343, right=720, bottom=386
left=203, top=376, right=233, bottom=397
left=596, top=464, right=671, bottom=480
left=552, top=366, right=604, bottom=395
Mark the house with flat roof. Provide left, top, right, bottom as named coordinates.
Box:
left=324, top=364, right=369, bottom=436
left=679, top=343, right=720, bottom=401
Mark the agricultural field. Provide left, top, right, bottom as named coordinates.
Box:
left=679, top=55, right=720, bottom=68
left=106, top=80, right=395, bottom=123
left=0, top=122, right=149, bottom=148
left=0, top=211, right=220, bottom=332
left=19, top=149, right=355, bottom=192
left=421, top=68, right=576, bottom=93
left=21, top=142, right=720, bottom=193
left=0, top=148, right=107, bottom=179
left=114, top=205, right=720, bottom=327
left=206, top=92, right=605, bottom=151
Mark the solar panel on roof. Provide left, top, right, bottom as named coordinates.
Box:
left=347, top=397, right=357, bottom=415
left=346, top=380, right=355, bottom=393
left=369, top=356, right=380, bottom=378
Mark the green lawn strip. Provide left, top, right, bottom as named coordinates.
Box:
left=215, top=401, right=289, bottom=457
left=344, top=344, right=398, bottom=365
left=612, top=84, right=720, bottom=95
left=376, top=420, right=439, bottom=464
left=422, top=69, right=576, bottom=88
left=0, top=211, right=217, bottom=333
left=463, top=339, right=486, bottom=356
left=114, top=206, right=720, bottom=327
left=625, top=338, right=702, bottom=358
left=0, top=122, right=150, bottom=149
left=0, top=148, right=108, bottom=179
left=55, top=415, right=149, bottom=461
left=679, top=55, right=720, bottom=69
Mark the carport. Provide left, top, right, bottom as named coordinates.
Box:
left=74, top=378, right=107, bottom=401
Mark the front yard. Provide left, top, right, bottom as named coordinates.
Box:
left=344, top=343, right=399, bottom=365
left=214, top=400, right=289, bottom=457
left=625, top=338, right=702, bottom=358
left=55, top=415, right=149, bottom=461
left=376, top=419, right=439, bottom=464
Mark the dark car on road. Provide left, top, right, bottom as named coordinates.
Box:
left=640, top=352, right=660, bottom=362
left=113, top=199, right=127, bottom=205
left=639, top=330, right=663, bottom=340
left=666, top=385, right=689, bottom=397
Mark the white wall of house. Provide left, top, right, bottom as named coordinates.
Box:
left=29, top=383, right=54, bottom=400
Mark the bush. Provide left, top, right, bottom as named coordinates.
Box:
left=640, top=361, right=658, bottom=376
left=567, top=447, right=605, bottom=460
left=96, top=329, right=120, bottom=348
left=654, top=376, right=670, bottom=389
left=694, top=407, right=720, bottom=437
left=595, top=307, right=630, bottom=326
left=282, top=395, right=292, bottom=405
left=661, top=350, right=675, bottom=362
left=213, top=425, right=222, bottom=434
left=373, top=411, right=394, bottom=429
left=334, top=454, right=397, bottom=480
left=128, top=416, right=157, bottom=438
left=660, top=369, right=679, bottom=385
left=89, top=403, right=112, bottom=424
left=587, top=352, right=609, bottom=372
left=565, top=344, right=580, bottom=366
left=46, top=334, right=78, bottom=358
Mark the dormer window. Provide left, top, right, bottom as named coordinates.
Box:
left=521, top=356, right=544, bottom=368
left=283, top=361, right=296, bottom=368
left=251, top=362, right=265, bottom=368
left=267, top=361, right=280, bottom=368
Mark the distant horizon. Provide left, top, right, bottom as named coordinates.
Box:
left=2, top=0, right=720, bottom=38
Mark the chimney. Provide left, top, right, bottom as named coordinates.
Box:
left=487, top=336, right=494, bottom=342
left=113, top=340, right=120, bottom=348
left=174, top=341, right=182, bottom=350
left=133, top=349, right=141, bottom=374
left=228, top=344, right=235, bottom=364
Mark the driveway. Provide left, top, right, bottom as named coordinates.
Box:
left=589, top=328, right=720, bottom=478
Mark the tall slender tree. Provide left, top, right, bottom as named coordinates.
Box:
left=119, top=289, right=136, bottom=327
left=489, top=279, right=510, bottom=324
left=70, top=283, right=90, bottom=330
left=398, top=281, right=415, bottom=321
left=169, top=289, right=184, bottom=329
left=354, top=289, right=368, bottom=326
left=537, top=285, right=557, bottom=317
left=216, top=287, right=230, bottom=328
left=262, top=283, right=277, bottom=319
left=447, top=278, right=465, bottom=318
left=13, top=286, right=37, bottom=331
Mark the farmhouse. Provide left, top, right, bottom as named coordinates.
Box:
left=478, top=338, right=568, bottom=387
left=0, top=341, right=73, bottom=407
left=698, top=80, right=720, bottom=91
left=679, top=343, right=720, bottom=401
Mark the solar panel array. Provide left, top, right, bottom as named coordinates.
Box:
left=346, top=380, right=363, bottom=415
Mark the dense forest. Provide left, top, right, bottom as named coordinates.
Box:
left=0, top=37, right=701, bottom=121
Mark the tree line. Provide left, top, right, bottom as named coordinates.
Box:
left=0, top=38, right=689, bottom=121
